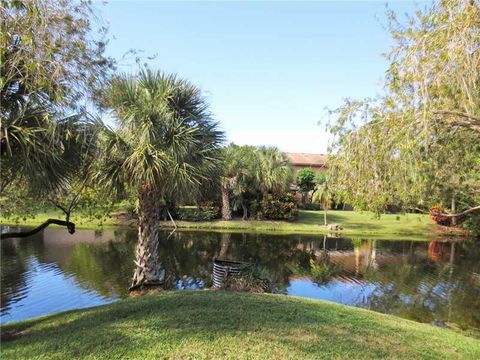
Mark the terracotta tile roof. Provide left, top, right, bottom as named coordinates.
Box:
left=286, top=152, right=327, bottom=167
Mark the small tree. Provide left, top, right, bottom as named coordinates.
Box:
left=312, top=174, right=332, bottom=226
left=296, top=168, right=316, bottom=204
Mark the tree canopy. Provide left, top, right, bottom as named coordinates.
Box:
left=325, top=0, right=480, bottom=223
left=0, top=0, right=114, bottom=230
left=220, top=143, right=293, bottom=220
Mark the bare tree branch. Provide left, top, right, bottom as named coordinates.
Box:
left=415, top=205, right=480, bottom=218
left=1, top=219, right=75, bottom=240
left=433, top=110, right=480, bottom=122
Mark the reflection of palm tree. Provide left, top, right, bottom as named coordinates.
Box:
left=218, top=233, right=231, bottom=259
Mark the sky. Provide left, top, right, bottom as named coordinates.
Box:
left=96, top=1, right=424, bottom=154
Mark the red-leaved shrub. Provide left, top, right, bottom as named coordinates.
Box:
left=429, top=206, right=450, bottom=226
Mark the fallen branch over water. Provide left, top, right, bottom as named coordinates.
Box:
left=0, top=219, right=75, bottom=240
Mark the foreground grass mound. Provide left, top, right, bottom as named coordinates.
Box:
left=2, top=292, right=479, bottom=359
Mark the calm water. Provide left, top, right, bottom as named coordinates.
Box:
left=1, top=227, right=479, bottom=334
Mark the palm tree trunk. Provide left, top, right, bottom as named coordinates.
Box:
left=130, top=187, right=165, bottom=291
left=221, top=185, right=232, bottom=220
left=323, top=199, right=328, bottom=226
left=242, top=201, right=248, bottom=220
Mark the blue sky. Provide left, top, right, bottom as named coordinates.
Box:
left=96, top=1, right=425, bottom=153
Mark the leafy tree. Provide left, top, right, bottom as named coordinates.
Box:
left=296, top=168, right=316, bottom=204
left=325, top=0, right=480, bottom=224
left=220, top=144, right=292, bottom=220
left=1, top=0, right=114, bottom=110
left=220, top=144, right=258, bottom=220
left=96, top=68, right=223, bottom=290
left=0, top=0, right=114, bottom=235
left=256, top=146, right=293, bottom=195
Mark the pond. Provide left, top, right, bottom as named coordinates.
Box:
left=1, top=227, right=479, bottom=334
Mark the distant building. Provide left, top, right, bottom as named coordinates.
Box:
left=286, top=152, right=327, bottom=175
left=286, top=152, right=328, bottom=196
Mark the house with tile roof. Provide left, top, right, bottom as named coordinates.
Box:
left=285, top=153, right=328, bottom=196
left=286, top=152, right=327, bottom=174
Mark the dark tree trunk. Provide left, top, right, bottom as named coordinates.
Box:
left=130, top=187, right=165, bottom=291
left=221, top=185, right=232, bottom=220
left=241, top=201, right=248, bottom=221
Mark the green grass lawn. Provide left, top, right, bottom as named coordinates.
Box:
left=2, top=291, right=479, bottom=359
left=0, top=208, right=438, bottom=239
left=161, top=210, right=437, bottom=239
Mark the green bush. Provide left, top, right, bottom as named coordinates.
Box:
left=304, top=203, right=321, bottom=211
left=223, top=264, right=274, bottom=293
left=177, top=205, right=219, bottom=221
left=463, top=213, right=480, bottom=237
left=258, top=193, right=298, bottom=221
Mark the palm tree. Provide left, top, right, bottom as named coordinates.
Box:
left=256, top=146, right=293, bottom=195
left=220, top=144, right=257, bottom=220
left=220, top=144, right=239, bottom=220
left=220, top=145, right=292, bottom=220
left=96, top=69, right=223, bottom=290
left=312, top=174, right=332, bottom=226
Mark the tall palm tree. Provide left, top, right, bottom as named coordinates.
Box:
left=220, top=144, right=257, bottom=220
left=220, top=144, right=239, bottom=220
left=256, top=146, right=293, bottom=195
left=96, top=69, right=223, bottom=290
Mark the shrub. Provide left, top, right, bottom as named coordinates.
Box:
left=223, top=265, right=273, bottom=293
left=177, top=204, right=219, bottom=221
left=304, top=203, right=321, bottom=211
left=258, top=193, right=298, bottom=221
left=463, top=213, right=480, bottom=237
left=249, top=199, right=260, bottom=218
left=429, top=205, right=451, bottom=226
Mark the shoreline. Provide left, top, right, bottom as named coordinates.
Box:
left=1, top=209, right=471, bottom=241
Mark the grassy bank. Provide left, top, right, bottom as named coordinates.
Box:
left=2, top=291, right=479, bottom=359
left=162, top=210, right=436, bottom=238
left=1, top=209, right=437, bottom=238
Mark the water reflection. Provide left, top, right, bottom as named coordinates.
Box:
left=0, top=228, right=479, bottom=334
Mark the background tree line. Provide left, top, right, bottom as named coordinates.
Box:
left=324, top=0, right=480, bottom=233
